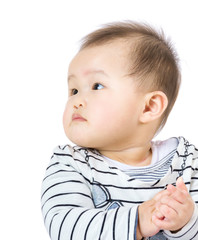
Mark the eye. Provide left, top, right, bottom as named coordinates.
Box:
left=92, top=83, right=104, bottom=90
left=71, top=88, right=78, bottom=95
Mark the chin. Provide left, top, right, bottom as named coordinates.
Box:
left=66, top=129, right=106, bottom=149
left=67, top=135, right=90, bottom=148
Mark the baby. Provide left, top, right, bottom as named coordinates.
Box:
left=41, top=21, right=198, bottom=240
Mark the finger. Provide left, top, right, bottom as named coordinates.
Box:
left=176, top=177, right=188, bottom=192
left=166, top=185, right=188, bottom=204
left=166, top=184, right=176, bottom=194
left=158, top=203, right=177, bottom=220
left=160, top=196, right=181, bottom=214
left=153, top=210, right=165, bottom=220
left=153, top=190, right=170, bottom=201
left=152, top=214, right=175, bottom=231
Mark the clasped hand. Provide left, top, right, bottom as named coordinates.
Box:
left=137, top=177, right=195, bottom=239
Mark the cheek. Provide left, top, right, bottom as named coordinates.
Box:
left=62, top=102, right=71, bottom=129
left=90, top=98, right=113, bottom=117
left=89, top=102, right=122, bottom=129
left=62, top=108, right=67, bottom=126
left=100, top=100, right=138, bottom=128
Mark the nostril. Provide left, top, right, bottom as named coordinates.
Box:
left=73, top=103, right=84, bottom=109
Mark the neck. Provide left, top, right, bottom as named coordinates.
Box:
left=99, top=142, right=152, bottom=167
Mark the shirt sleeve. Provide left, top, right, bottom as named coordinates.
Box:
left=41, top=146, right=138, bottom=240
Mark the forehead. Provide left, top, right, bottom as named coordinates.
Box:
left=68, top=40, right=132, bottom=77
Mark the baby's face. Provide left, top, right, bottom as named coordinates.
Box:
left=63, top=41, right=145, bottom=150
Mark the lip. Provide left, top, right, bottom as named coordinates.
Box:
left=72, top=113, right=87, bottom=122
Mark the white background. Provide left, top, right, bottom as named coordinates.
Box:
left=0, top=0, right=198, bottom=239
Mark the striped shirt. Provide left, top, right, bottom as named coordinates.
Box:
left=41, top=137, right=198, bottom=240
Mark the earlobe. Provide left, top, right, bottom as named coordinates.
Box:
left=140, top=91, right=168, bottom=123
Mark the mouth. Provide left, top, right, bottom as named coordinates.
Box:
left=72, top=113, right=87, bottom=122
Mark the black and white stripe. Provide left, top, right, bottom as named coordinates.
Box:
left=41, top=137, right=198, bottom=239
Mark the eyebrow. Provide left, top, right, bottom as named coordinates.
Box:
left=68, top=70, right=109, bottom=82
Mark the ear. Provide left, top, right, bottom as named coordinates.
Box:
left=139, top=91, right=168, bottom=124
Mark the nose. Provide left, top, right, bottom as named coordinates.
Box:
left=73, top=96, right=86, bottom=109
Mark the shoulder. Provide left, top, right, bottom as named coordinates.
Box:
left=52, top=144, right=88, bottom=164
left=177, top=137, right=198, bottom=156
left=53, top=144, right=85, bottom=157
left=170, top=137, right=198, bottom=175
left=153, top=136, right=198, bottom=155
left=51, top=145, right=104, bottom=170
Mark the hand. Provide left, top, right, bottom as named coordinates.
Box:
left=138, top=199, right=161, bottom=238
left=152, top=177, right=195, bottom=232
left=137, top=189, right=171, bottom=238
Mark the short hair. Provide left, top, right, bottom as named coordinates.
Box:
left=79, top=21, right=181, bottom=130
